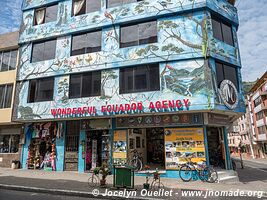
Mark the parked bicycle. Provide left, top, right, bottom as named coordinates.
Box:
left=151, top=169, right=164, bottom=189
left=129, top=149, right=143, bottom=171
left=88, top=168, right=100, bottom=187
left=179, top=156, right=218, bottom=183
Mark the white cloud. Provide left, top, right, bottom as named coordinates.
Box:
left=237, top=0, right=267, bottom=81
left=0, top=0, right=22, bottom=34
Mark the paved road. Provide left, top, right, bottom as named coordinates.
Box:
left=242, top=159, right=267, bottom=172
left=234, top=158, right=267, bottom=184
left=0, top=189, right=264, bottom=200
left=0, top=189, right=96, bottom=200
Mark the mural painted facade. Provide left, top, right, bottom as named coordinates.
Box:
left=15, top=0, right=245, bottom=175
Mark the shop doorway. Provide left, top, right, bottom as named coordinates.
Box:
left=207, top=127, right=226, bottom=169
left=128, top=128, right=165, bottom=170
left=85, top=130, right=110, bottom=171
left=146, top=128, right=165, bottom=169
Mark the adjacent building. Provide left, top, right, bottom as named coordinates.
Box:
left=247, top=72, right=267, bottom=158
left=0, top=32, right=22, bottom=167
left=14, top=0, right=245, bottom=176
left=228, top=110, right=254, bottom=159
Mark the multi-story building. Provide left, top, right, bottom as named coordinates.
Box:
left=14, top=0, right=245, bottom=176
left=248, top=72, right=267, bottom=158
left=0, top=32, right=22, bottom=168
left=228, top=109, right=254, bottom=159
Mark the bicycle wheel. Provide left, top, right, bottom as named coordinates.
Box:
left=151, top=180, right=164, bottom=190
left=203, top=167, right=218, bottom=183
left=179, top=165, right=193, bottom=182
left=198, top=169, right=207, bottom=181
left=88, top=176, right=98, bottom=187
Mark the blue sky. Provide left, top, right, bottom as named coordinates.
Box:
left=0, top=0, right=266, bottom=82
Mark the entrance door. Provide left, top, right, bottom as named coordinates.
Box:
left=207, top=127, right=226, bottom=169
left=85, top=130, right=110, bottom=171
left=146, top=128, right=165, bottom=169
left=64, top=121, right=80, bottom=171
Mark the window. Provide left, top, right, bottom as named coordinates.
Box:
left=72, top=0, right=101, bottom=16
left=0, top=135, right=20, bottom=153
left=120, top=21, right=157, bottom=48
left=256, top=111, right=264, bottom=121
left=28, top=77, right=54, bottom=103
left=119, top=63, right=160, bottom=94
left=258, top=126, right=266, bottom=135
left=34, top=4, right=58, bottom=25
left=215, top=61, right=238, bottom=89
left=107, top=0, right=142, bottom=8
left=254, top=97, right=262, bottom=108
left=0, top=84, right=13, bottom=109
left=212, top=16, right=234, bottom=46
left=69, top=71, right=101, bottom=98
left=0, top=50, right=18, bottom=71
left=31, top=39, right=57, bottom=62
left=71, top=31, right=102, bottom=56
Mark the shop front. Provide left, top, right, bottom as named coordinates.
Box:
left=0, top=125, right=22, bottom=168
left=21, top=122, right=65, bottom=171
left=21, top=111, right=232, bottom=178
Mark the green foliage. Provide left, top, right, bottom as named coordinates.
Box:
left=243, top=81, right=256, bottom=95
left=158, top=20, right=179, bottom=30
left=162, top=44, right=184, bottom=54
left=134, top=1, right=150, bottom=14
left=135, top=45, right=159, bottom=57
left=18, top=106, right=41, bottom=119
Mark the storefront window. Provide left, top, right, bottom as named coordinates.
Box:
left=0, top=135, right=19, bottom=153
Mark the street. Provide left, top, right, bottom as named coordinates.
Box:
left=0, top=159, right=267, bottom=200
left=0, top=188, right=264, bottom=200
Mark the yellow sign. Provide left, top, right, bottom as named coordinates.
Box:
left=113, top=130, right=127, bottom=163
left=165, top=128, right=206, bottom=169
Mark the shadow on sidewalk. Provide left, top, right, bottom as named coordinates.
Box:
left=235, top=161, right=267, bottom=183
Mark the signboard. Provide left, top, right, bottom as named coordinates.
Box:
left=113, top=130, right=127, bottom=164
left=164, top=128, right=206, bottom=170
left=116, top=113, right=203, bottom=128
left=50, top=99, right=191, bottom=118
left=81, top=119, right=111, bottom=130
left=205, top=113, right=231, bottom=126
left=219, top=80, right=239, bottom=110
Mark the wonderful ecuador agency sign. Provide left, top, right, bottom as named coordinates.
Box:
left=51, top=99, right=191, bottom=117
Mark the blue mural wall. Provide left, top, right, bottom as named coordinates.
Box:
left=14, top=0, right=245, bottom=121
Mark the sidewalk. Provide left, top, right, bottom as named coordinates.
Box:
left=0, top=168, right=266, bottom=199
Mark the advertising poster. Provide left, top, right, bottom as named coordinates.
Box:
left=113, top=130, right=127, bottom=164
left=164, top=128, right=206, bottom=169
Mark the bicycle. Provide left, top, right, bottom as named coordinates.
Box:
left=179, top=155, right=197, bottom=182
left=179, top=157, right=218, bottom=183
left=151, top=169, right=164, bottom=189
left=88, top=169, right=100, bottom=187
left=129, top=149, right=143, bottom=171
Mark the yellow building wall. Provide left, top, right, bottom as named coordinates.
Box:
left=0, top=31, right=19, bottom=124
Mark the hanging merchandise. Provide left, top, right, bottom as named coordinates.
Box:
left=51, top=143, right=57, bottom=171
left=27, top=122, right=57, bottom=170
left=56, top=122, right=64, bottom=138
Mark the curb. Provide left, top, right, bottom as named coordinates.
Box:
left=0, top=184, right=161, bottom=200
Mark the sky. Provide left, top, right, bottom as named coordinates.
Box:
left=0, top=0, right=266, bottom=82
